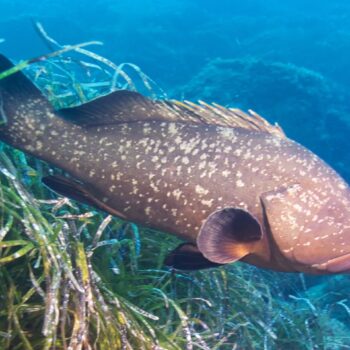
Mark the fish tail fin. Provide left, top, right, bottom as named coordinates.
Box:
left=0, top=54, right=44, bottom=101
left=0, top=54, right=53, bottom=148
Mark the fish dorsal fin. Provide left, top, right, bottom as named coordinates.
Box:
left=58, top=90, right=186, bottom=127
left=173, top=100, right=286, bottom=138
left=58, top=89, right=285, bottom=137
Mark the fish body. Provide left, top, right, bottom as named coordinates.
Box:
left=1, top=54, right=350, bottom=274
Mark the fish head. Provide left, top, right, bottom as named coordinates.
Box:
left=196, top=175, right=350, bottom=274
left=261, top=181, right=350, bottom=274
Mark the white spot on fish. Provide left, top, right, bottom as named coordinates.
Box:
left=236, top=179, right=245, bottom=187
left=172, top=189, right=182, bottom=200
left=168, top=123, right=178, bottom=136
left=199, top=161, right=206, bottom=170
left=182, top=156, right=190, bottom=165
left=145, top=207, right=151, bottom=215
left=35, top=141, right=43, bottom=150
left=201, top=199, right=214, bottom=207
left=195, top=185, right=209, bottom=195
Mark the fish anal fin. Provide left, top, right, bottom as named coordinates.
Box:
left=42, top=175, right=126, bottom=219
left=164, top=243, right=222, bottom=270
left=197, top=208, right=262, bottom=264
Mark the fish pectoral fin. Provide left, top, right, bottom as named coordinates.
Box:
left=164, top=243, right=222, bottom=270
left=197, top=208, right=262, bottom=264
left=42, top=175, right=126, bottom=219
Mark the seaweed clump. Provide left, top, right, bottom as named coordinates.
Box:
left=0, top=41, right=350, bottom=349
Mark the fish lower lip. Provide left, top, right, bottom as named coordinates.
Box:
left=312, top=253, right=350, bottom=273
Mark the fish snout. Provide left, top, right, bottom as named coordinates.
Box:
left=308, top=193, right=350, bottom=273
left=261, top=183, right=350, bottom=274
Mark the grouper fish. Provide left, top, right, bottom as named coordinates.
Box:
left=1, top=54, right=350, bottom=274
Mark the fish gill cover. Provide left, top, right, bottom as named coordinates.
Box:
left=1, top=1, right=350, bottom=349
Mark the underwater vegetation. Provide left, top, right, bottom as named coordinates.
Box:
left=2, top=146, right=350, bottom=350
left=1, top=24, right=350, bottom=350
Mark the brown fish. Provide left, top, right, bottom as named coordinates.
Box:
left=1, top=54, right=350, bottom=274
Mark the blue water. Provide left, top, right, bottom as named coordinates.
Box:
left=2, top=1, right=350, bottom=347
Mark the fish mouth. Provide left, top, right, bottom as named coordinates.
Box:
left=312, top=252, right=350, bottom=273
